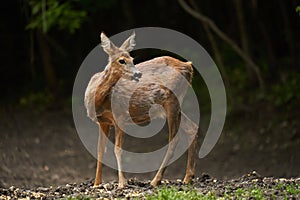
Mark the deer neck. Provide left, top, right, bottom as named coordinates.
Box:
left=95, top=66, right=122, bottom=107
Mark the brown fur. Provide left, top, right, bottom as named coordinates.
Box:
left=85, top=33, right=198, bottom=188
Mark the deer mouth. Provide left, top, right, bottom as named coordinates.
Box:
left=122, top=72, right=141, bottom=82
left=131, top=76, right=140, bottom=82
left=131, top=71, right=142, bottom=82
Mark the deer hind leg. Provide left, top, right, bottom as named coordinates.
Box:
left=94, top=123, right=110, bottom=186
left=181, top=112, right=198, bottom=184
left=114, top=125, right=126, bottom=188
left=183, top=135, right=197, bottom=184
left=151, top=98, right=180, bottom=186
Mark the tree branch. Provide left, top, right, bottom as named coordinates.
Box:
left=178, top=0, right=264, bottom=89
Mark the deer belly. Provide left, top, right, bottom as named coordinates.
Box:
left=112, top=83, right=167, bottom=124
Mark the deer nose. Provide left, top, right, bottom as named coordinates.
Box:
left=133, top=71, right=142, bottom=79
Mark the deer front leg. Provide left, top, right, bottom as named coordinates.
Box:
left=94, top=123, right=110, bottom=186
left=114, top=125, right=126, bottom=188
left=151, top=103, right=180, bottom=187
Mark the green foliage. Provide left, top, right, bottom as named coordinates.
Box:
left=296, top=6, right=300, bottom=15
left=19, top=90, right=54, bottom=111
left=226, top=67, right=300, bottom=110
left=286, top=183, right=300, bottom=195
left=275, top=182, right=300, bottom=196
left=231, top=67, right=249, bottom=91
left=250, top=187, right=264, bottom=199
left=63, top=196, right=90, bottom=200
left=235, top=188, right=244, bottom=197
left=230, top=187, right=265, bottom=200
left=26, top=0, right=87, bottom=34
left=144, top=183, right=300, bottom=200
left=145, top=186, right=211, bottom=200
left=266, top=73, right=300, bottom=107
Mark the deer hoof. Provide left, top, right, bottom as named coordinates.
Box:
left=183, top=175, right=194, bottom=184
left=150, top=179, right=160, bottom=187
left=93, top=182, right=102, bottom=187
left=118, top=180, right=126, bottom=189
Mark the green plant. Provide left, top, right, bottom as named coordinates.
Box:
left=250, top=187, right=264, bottom=199
left=145, top=186, right=215, bottom=200
left=63, top=196, right=91, bottom=200
left=285, top=183, right=300, bottom=195
left=235, top=187, right=245, bottom=197
left=267, top=74, right=300, bottom=107
left=26, top=0, right=87, bottom=34
left=296, top=6, right=300, bottom=15
left=19, top=90, right=54, bottom=111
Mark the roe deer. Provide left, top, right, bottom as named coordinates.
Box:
left=84, top=32, right=198, bottom=188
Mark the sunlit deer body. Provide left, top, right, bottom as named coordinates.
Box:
left=85, top=32, right=198, bottom=188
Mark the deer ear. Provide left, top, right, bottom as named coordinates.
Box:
left=120, top=32, right=136, bottom=52
left=100, top=32, right=117, bottom=55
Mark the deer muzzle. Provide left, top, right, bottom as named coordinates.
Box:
left=131, top=68, right=142, bottom=82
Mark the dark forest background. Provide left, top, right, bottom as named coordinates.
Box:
left=0, top=0, right=300, bottom=188
left=1, top=0, right=299, bottom=108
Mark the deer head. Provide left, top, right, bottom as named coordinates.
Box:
left=101, top=32, right=142, bottom=81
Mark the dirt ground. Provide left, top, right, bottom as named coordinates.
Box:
left=1, top=172, right=299, bottom=199
left=0, top=104, right=299, bottom=189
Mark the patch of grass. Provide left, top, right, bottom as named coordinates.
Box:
left=235, top=188, right=245, bottom=198
left=285, top=183, right=300, bottom=195
left=250, top=187, right=264, bottom=199
left=63, top=196, right=91, bottom=200
left=145, top=186, right=266, bottom=200
left=145, top=186, right=216, bottom=200
left=225, top=187, right=265, bottom=200
left=145, top=184, right=299, bottom=200
left=275, top=182, right=300, bottom=198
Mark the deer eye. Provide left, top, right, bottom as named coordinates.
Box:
left=118, top=59, right=126, bottom=64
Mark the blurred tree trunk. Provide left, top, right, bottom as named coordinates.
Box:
left=178, top=0, right=264, bottom=89
left=188, top=0, right=232, bottom=103
left=234, top=0, right=253, bottom=80
left=277, top=0, right=296, bottom=69
left=250, top=0, right=276, bottom=74
left=37, top=31, right=58, bottom=93
left=22, top=0, right=37, bottom=80
left=29, top=31, right=37, bottom=80
left=188, top=0, right=227, bottom=78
